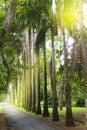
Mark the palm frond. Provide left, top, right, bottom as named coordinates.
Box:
left=35, top=25, right=50, bottom=54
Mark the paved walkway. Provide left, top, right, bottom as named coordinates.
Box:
left=2, top=103, right=56, bottom=130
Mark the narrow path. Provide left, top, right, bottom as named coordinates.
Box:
left=2, top=102, right=56, bottom=130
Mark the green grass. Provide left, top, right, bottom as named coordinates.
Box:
left=49, top=107, right=85, bottom=116
left=16, top=106, right=86, bottom=115
left=19, top=106, right=86, bottom=117
left=13, top=105, right=36, bottom=116
left=0, top=103, right=4, bottom=113
left=48, top=107, right=66, bottom=115
left=72, top=107, right=85, bottom=113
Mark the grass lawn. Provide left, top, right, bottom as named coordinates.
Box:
left=0, top=103, right=4, bottom=113
left=49, top=107, right=85, bottom=115
left=63, top=107, right=85, bottom=114
left=49, top=107, right=86, bottom=123
left=72, top=107, right=85, bottom=113
left=0, top=103, right=7, bottom=130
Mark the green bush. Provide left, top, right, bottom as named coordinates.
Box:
left=75, top=97, right=85, bottom=107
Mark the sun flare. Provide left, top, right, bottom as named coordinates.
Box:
left=52, top=1, right=87, bottom=28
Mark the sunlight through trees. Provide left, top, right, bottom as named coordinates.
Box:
left=0, top=0, right=87, bottom=128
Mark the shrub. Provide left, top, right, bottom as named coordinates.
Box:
left=75, top=97, right=85, bottom=107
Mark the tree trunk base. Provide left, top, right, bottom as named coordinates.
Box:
left=65, top=114, right=75, bottom=126
left=42, top=111, right=49, bottom=117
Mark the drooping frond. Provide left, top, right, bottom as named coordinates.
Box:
left=35, top=25, right=50, bottom=54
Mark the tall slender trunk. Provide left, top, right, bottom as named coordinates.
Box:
left=28, top=29, right=32, bottom=111
left=24, top=40, right=28, bottom=110
left=22, top=50, right=26, bottom=108
left=21, top=69, right=24, bottom=108
left=25, top=29, right=29, bottom=110
left=24, top=51, right=27, bottom=109
left=25, top=43, right=28, bottom=110
left=36, top=52, right=41, bottom=114
left=15, top=56, right=21, bottom=107
left=42, top=33, right=49, bottom=117
left=79, top=2, right=87, bottom=129
left=14, top=72, right=18, bottom=105
left=17, top=75, right=21, bottom=107
left=63, top=29, right=74, bottom=126
left=31, top=28, right=36, bottom=112
left=50, top=29, right=59, bottom=121
left=25, top=28, right=32, bottom=111
left=58, top=82, right=63, bottom=110
left=12, top=85, right=15, bottom=104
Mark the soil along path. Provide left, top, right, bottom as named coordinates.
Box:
left=2, top=102, right=56, bottom=130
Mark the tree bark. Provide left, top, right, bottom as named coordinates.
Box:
left=4, top=0, right=16, bottom=33
left=58, top=82, right=63, bottom=110
left=36, top=52, right=41, bottom=114
left=50, top=29, right=59, bottom=121
left=42, top=33, right=49, bottom=117
left=79, top=3, right=87, bottom=128
left=31, top=28, right=36, bottom=112
left=63, top=29, right=75, bottom=126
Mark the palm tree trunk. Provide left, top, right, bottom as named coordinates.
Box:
left=28, top=29, right=32, bottom=111
left=24, top=51, right=27, bottom=109
left=25, top=28, right=32, bottom=111
left=58, top=82, right=63, bottom=110
left=31, top=28, right=36, bottom=112
left=50, top=29, right=59, bottom=121
left=79, top=3, right=87, bottom=128
left=63, top=29, right=74, bottom=126
left=22, top=51, right=26, bottom=108
left=36, top=52, right=41, bottom=114
left=42, top=33, right=49, bottom=117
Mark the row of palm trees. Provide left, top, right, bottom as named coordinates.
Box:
left=4, top=0, right=87, bottom=128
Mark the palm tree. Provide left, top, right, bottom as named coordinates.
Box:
left=63, top=29, right=74, bottom=126
left=22, top=46, right=26, bottom=109
left=24, top=50, right=27, bottom=109
left=31, top=28, right=36, bottom=112
left=35, top=26, right=50, bottom=115
left=35, top=27, right=42, bottom=115
left=57, top=0, right=79, bottom=126
left=79, top=0, right=87, bottom=128
left=50, top=26, right=59, bottom=121
left=24, top=28, right=32, bottom=111
left=28, top=29, right=32, bottom=111
left=42, top=31, right=49, bottom=117
left=35, top=51, right=42, bottom=114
